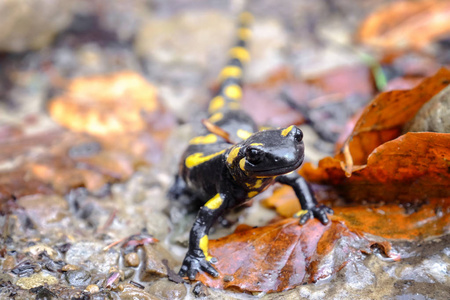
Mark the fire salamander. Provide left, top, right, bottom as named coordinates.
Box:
left=169, top=12, right=333, bottom=280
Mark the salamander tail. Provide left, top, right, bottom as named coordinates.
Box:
left=208, top=12, right=253, bottom=115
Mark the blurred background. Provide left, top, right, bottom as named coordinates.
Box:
left=2, top=0, right=449, bottom=142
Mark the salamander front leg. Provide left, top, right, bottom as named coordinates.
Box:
left=179, top=193, right=227, bottom=280
left=276, top=172, right=333, bottom=225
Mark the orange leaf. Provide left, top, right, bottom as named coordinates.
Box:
left=358, top=0, right=450, bottom=50
left=332, top=200, right=450, bottom=240
left=303, top=132, right=450, bottom=203
left=197, top=218, right=394, bottom=293
left=337, top=68, right=450, bottom=166
left=48, top=72, right=160, bottom=136
left=262, top=186, right=449, bottom=240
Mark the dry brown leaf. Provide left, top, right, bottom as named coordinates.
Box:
left=301, top=132, right=450, bottom=203
left=336, top=68, right=450, bottom=167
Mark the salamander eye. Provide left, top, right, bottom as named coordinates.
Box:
left=245, top=147, right=263, bottom=164
left=293, top=127, right=303, bottom=142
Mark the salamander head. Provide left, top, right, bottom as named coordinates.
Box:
left=226, top=125, right=304, bottom=177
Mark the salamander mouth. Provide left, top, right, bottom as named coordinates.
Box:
left=246, top=154, right=304, bottom=177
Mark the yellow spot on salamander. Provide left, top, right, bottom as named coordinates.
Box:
left=237, top=129, right=252, bottom=140
left=224, top=84, right=242, bottom=100
left=294, top=210, right=308, bottom=218
left=250, top=143, right=263, bottom=146
left=199, top=235, right=212, bottom=261
left=246, top=179, right=263, bottom=189
left=205, top=194, right=223, bottom=210
left=248, top=191, right=258, bottom=198
left=189, top=134, right=218, bottom=145
left=219, top=66, right=242, bottom=80
left=209, top=112, right=223, bottom=123
left=239, top=12, right=254, bottom=25
left=281, top=125, right=294, bottom=137
left=226, top=147, right=241, bottom=165
left=229, top=47, right=250, bottom=63
left=253, top=179, right=263, bottom=189
left=209, top=96, right=225, bottom=113
left=185, top=150, right=226, bottom=168
left=238, top=28, right=252, bottom=40
left=239, top=158, right=246, bottom=171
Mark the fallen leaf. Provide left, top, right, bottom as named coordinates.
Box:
left=262, top=186, right=449, bottom=240
left=49, top=71, right=160, bottom=136
left=197, top=218, right=394, bottom=293
left=336, top=68, right=450, bottom=167
left=0, top=72, right=174, bottom=200
left=332, top=200, right=450, bottom=240
left=302, top=132, right=450, bottom=203
left=358, top=0, right=450, bottom=50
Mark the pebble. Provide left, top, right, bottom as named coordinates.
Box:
left=140, top=244, right=179, bottom=281
left=120, top=284, right=157, bottom=300
left=24, top=244, right=57, bottom=259
left=85, top=284, right=100, bottom=294
left=65, top=269, right=92, bottom=287
left=62, top=264, right=80, bottom=272
left=124, top=252, right=140, bottom=267
left=16, top=272, right=59, bottom=289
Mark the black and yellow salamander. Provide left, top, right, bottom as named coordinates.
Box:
left=169, top=12, right=333, bottom=280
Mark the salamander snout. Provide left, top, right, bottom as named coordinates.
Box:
left=287, top=126, right=303, bottom=143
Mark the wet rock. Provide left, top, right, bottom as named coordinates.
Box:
left=140, top=244, right=179, bottom=281
left=404, top=84, right=450, bottom=133
left=344, top=261, right=375, bottom=290
left=124, top=269, right=135, bottom=279
left=30, top=286, right=57, bottom=299
left=17, top=195, right=70, bottom=231
left=124, top=252, right=140, bottom=267
left=16, top=272, right=58, bottom=289
left=11, top=260, right=40, bottom=277
left=91, top=249, right=121, bottom=274
left=65, top=242, right=119, bottom=274
left=42, top=258, right=65, bottom=273
left=0, top=0, right=75, bottom=52
left=146, top=278, right=187, bottom=300
left=144, top=212, right=170, bottom=241
left=65, top=269, right=92, bottom=287
left=65, top=242, right=102, bottom=265
left=120, top=284, right=156, bottom=300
